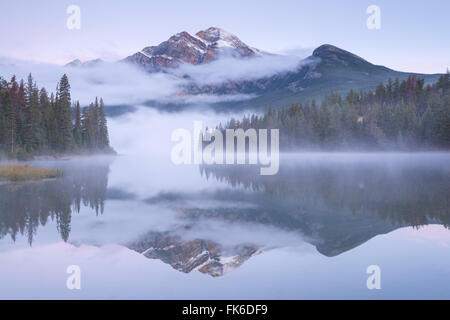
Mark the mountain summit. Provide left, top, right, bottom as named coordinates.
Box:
left=313, top=44, right=371, bottom=67
left=65, top=58, right=104, bottom=68
left=123, top=27, right=259, bottom=71
left=195, top=27, right=258, bottom=58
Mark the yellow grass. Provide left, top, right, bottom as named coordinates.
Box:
left=0, top=164, right=62, bottom=181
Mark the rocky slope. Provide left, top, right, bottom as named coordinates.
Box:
left=123, top=27, right=260, bottom=72
left=128, top=232, right=261, bottom=277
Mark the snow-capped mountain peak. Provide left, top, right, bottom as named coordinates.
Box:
left=195, top=27, right=257, bottom=57
left=123, top=27, right=259, bottom=71
left=196, top=27, right=242, bottom=47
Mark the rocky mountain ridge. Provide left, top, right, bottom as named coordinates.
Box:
left=123, top=27, right=260, bottom=72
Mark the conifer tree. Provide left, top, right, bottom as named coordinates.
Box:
left=23, top=74, right=40, bottom=151
left=57, top=74, right=73, bottom=151
left=98, top=98, right=109, bottom=149
left=39, top=88, right=50, bottom=147
left=0, top=88, right=15, bottom=153
left=81, top=106, right=91, bottom=148
left=73, top=101, right=82, bottom=148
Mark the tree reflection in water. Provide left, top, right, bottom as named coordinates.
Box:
left=0, top=158, right=111, bottom=245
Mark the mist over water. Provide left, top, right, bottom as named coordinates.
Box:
left=0, top=145, right=449, bottom=298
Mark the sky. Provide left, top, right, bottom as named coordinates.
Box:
left=0, top=0, right=449, bottom=73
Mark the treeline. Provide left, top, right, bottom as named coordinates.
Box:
left=222, top=73, right=450, bottom=150
left=200, top=163, right=450, bottom=230
left=0, top=73, right=113, bottom=159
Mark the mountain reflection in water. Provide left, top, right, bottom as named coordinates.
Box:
left=130, top=154, right=450, bottom=276
left=0, top=154, right=449, bottom=278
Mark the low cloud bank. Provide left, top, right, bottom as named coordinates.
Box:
left=175, top=54, right=310, bottom=86
left=0, top=55, right=312, bottom=105
left=0, top=58, right=182, bottom=106
left=0, top=53, right=312, bottom=107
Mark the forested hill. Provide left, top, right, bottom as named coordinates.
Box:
left=0, top=74, right=113, bottom=160
left=221, top=73, right=450, bottom=150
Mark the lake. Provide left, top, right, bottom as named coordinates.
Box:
left=0, top=151, right=449, bottom=299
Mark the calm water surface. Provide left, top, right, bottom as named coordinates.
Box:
left=0, top=153, right=449, bottom=299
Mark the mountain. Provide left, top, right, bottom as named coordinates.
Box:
left=64, top=27, right=443, bottom=114
left=123, top=31, right=442, bottom=111
left=65, top=58, right=104, bottom=68
left=128, top=232, right=261, bottom=277
left=123, top=27, right=260, bottom=72
left=187, top=44, right=443, bottom=111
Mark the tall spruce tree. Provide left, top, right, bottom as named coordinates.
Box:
left=98, top=98, right=109, bottom=149
left=39, top=88, right=50, bottom=148
left=0, top=88, right=16, bottom=153
left=56, top=74, right=73, bottom=151
left=73, top=101, right=82, bottom=148
left=81, top=106, right=91, bottom=148
left=23, top=74, right=40, bottom=152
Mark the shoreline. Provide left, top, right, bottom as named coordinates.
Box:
left=0, top=164, right=63, bottom=182
left=0, top=149, right=117, bottom=162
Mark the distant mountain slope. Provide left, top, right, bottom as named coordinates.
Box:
left=65, top=58, right=104, bottom=68
left=206, top=44, right=443, bottom=111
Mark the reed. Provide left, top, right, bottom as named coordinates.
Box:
left=0, top=164, right=63, bottom=181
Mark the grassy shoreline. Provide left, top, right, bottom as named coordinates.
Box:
left=0, top=148, right=117, bottom=161
left=0, top=164, right=63, bottom=182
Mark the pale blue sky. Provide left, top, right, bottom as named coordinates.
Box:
left=0, top=0, right=448, bottom=73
